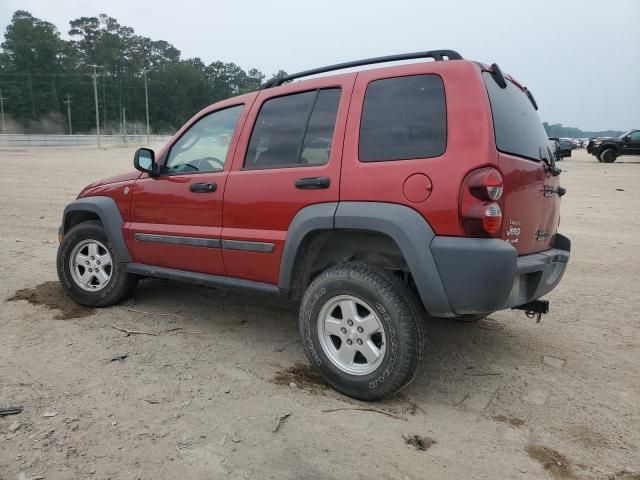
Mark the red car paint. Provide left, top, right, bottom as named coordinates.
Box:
left=79, top=59, right=560, bottom=285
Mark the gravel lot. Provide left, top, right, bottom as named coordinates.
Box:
left=1, top=146, right=639, bottom=480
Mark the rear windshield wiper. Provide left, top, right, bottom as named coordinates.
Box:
left=539, top=147, right=561, bottom=176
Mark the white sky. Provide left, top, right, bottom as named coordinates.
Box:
left=1, top=0, right=639, bottom=131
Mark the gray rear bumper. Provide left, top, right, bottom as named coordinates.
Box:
left=430, top=234, right=570, bottom=315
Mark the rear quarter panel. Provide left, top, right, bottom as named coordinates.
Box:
left=340, top=60, right=496, bottom=236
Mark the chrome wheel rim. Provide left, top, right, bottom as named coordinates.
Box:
left=317, top=295, right=386, bottom=376
left=69, top=239, right=113, bottom=292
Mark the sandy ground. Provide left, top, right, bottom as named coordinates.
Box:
left=0, top=146, right=639, bottom=480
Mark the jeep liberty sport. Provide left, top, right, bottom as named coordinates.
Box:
left=57, top=50, right=570, bottom=400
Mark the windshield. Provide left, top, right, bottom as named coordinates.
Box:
left=618, top=131, right=632, bottom=139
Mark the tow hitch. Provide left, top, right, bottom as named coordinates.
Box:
left=512, top=300, right=549, bottom=323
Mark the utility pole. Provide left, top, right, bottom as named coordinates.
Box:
left=122, top=107, right=127, bottom=144
left=143, top=68, right=150, bottom=143
left=63, top=94, right=72, bottom=135
left=0, top=89, right=7, bottom=134
left=90, top=64, right=101, bottom=148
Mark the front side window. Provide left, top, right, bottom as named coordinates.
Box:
left=629, top=131, right=640, bottom=141
left=244, top=88, right=341, bottom=169
left=164, top=105, right=243, bottom=174
left=359, top=74, right=447, bottom=162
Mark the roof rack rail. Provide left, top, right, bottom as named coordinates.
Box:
left=261, top=49, right=463, bottom=89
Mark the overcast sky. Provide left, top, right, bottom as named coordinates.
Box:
left=1, top=0, right=639, bottom=131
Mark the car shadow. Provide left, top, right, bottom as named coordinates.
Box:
left=129, top=278, right=535, bottom=410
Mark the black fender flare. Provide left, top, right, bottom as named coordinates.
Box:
left=278, top=202, right=338, bottom=293
left=61, top=196, right=132, bottom=262
left=597, top=144, right=618, bottom=156
left=279, top=201, right=453, bottom=316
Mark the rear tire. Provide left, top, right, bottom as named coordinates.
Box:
left=600, top=148, right=617, bottom=163
left=299, top=263, right=426, bottom=401
left=57, top=221, right=138, bottom=307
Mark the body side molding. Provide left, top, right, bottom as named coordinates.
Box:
left=135, top=233, right=220, bottom=248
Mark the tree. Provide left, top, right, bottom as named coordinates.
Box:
left=543, top=122, right=623, bottom=139
left=1, top=10, right=68, bottom=124
left=0, top=10, right=278, bottom=133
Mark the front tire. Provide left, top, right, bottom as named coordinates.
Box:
left=57, top=221, right=138, bottom=307
left=299, top=263, right=426, bottom=401
left=600, top=148, right=617, bottom=163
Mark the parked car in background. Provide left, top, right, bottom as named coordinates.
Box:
left=588, top=130, right=640, bottom=163
left=554, top=138, right=573, bottom=158
left=549, top=137, right=569, bottom=160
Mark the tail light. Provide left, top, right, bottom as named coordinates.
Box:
left=460, top=167, right=503, bottom=237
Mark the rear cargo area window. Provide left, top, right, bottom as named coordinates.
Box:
left=244, top=88, right=341, bottom=169
left=359, top=74, right=446, bottom=162
left=483, top=72, right=551, bottom=162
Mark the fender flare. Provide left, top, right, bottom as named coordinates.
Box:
left=279, top=201, right=453, bottom=316
left=61, top=196, right=132, bottom=262
left=278, top=202, right=338, bottom=293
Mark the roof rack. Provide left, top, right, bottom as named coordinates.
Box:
left=261, top=49, right=463, bottom=89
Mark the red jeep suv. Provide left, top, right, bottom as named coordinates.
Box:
left=57, top=50, right=570, bottom=400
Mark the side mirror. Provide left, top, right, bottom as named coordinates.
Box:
left=134, top=148, right=156, bottom=174
left=624, top=135, right=631, bottom=143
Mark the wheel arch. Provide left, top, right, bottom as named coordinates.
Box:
left=279, top=202, right=453, bottom=316
left=61, top=196, right=132, bottom=262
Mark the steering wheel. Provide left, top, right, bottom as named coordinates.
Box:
left=195, top=156, right=225, bottom=170
left=171, top=157, right=224, bottom=173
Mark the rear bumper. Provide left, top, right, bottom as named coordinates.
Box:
left=430, top=234, right=571, bottom=315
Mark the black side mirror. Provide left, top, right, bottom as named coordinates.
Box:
left=624, top=135, right=631, bottom=143
left=134, top=148, right=156, bottom=174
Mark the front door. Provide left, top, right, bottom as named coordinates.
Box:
left=126, top=101, right=250, bottom=275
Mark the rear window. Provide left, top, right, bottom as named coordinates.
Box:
left=483, top=72, right=551, bottom=162
left=359, top=74, right=446, bottom=162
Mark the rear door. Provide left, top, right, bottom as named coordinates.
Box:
left=221, top=75, right=355, bottom=284
left=483, top=72, right=561, bottom=255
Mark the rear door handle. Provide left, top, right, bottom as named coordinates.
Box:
left=190, top=182, right=217, bottom=193
left=295, top=177, right=331, bottom=189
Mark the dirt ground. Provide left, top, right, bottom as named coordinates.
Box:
left=1, top=146, right=639, bottom=480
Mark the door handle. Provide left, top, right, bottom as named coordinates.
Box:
left=295, top=177, right=331, bottom=189
left=190, top=182, right=217, bottom=193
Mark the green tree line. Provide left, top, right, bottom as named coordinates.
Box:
left=543, top=122, right=622, bottom=139
left=1, top=11, right=624, bottom=137
left=0, top=10, right=287, bottom=134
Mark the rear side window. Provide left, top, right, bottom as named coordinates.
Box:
left=483, top=72, right=551, bottom=162
left=244, top=88, right=341, bottom=169
left=359, top=74, right=446, bottom=162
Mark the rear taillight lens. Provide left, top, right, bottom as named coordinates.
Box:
left=460, top=168, right=504, bottom=237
